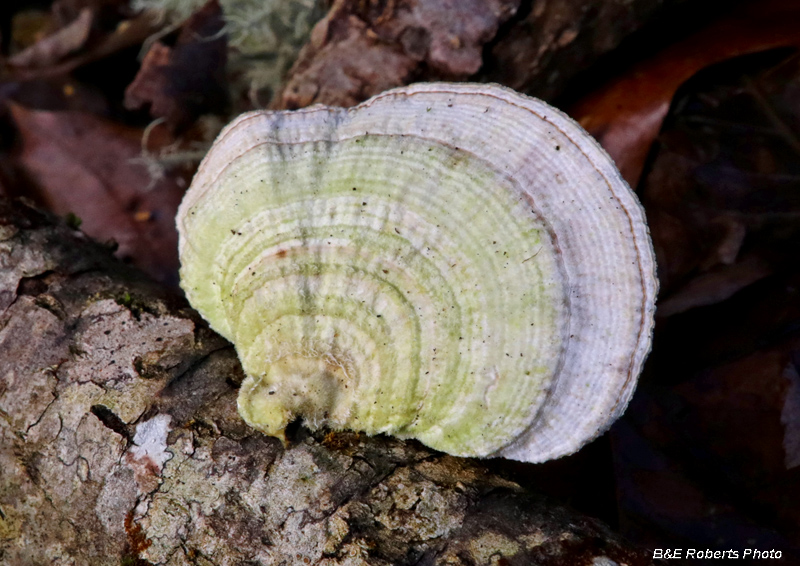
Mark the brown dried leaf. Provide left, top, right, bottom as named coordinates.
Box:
left=640, top=49, right=800, bottom=309
left=124, top=0, right=228, bottom=130
left=569, top=0, right=800, bottom=187
left=7, top=11, right=162, bottom=83
left=51, top=0, right=129, bottom=23
left=7, top=8, right=93, bottom=69
left=8, top=9, right=58, bottom=55
left=0, top=75, right=110, bottom=114
left=655, top=253, right=773, bottom=317
left=8, top=104, right=186, bottom=285
left=484, top=0, right=675, bottom=102
left=607, top=36, right=800, bottom=558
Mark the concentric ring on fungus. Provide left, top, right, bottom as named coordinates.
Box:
left=177, top=82, right=657, bottom=463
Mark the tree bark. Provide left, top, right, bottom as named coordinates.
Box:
left=481, top=0, right=689, bottom=100
left=274, top=0, right=700, bottom=110
left=0, top=198, right=655, bottom=565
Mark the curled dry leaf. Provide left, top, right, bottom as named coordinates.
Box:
left=0, top=75, right=111, bottom=115
left=640, top=49, right=800, bottom=313
left=569, top=0, right=800, bottom=187
left=612, top=47, right=800, bottom=558
left=124, top=0, right=228, bottom=131
left=9, top=104, right=184, bottom=285
left=7, top=10, right=161, bottom=83
left=7, top=8, right=93, bottom=69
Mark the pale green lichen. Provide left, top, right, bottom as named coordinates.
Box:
left=468, top=532, right=522, bottom=563
left=131, top=0, right=327, bottom=103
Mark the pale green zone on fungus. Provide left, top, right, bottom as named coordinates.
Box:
left=132, top=0, right=326, bottom=98
left=176, top=82, right=658, bottom=463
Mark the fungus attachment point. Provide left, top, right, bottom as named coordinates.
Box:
left=239, top=354, right=354, bottom=444
left=177, top=83, right=657, bottom=463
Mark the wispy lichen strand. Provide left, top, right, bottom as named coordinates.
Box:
left=132, top=0, right=326, bottom=99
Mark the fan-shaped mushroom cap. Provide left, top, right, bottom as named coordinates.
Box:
left=177, top=83, right=657, bottom=463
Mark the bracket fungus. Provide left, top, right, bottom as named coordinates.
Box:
left=177, top=83, right=657, bottom=463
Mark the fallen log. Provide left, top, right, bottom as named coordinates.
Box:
left=0, top=198, right=655, bottom=564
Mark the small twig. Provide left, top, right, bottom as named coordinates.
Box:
left=522, top=246, right=543, bottom=263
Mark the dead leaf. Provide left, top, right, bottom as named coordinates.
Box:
left=0, top=75, right=110, bottom=114
left=8, top=103, right=187, bottom=285
left=650, top=48, right=800, bottom=307
left=124, top=0, right=228, bottom=130
left=6, top=10, right=162, bottom=83
left=656, top=254, right=774, bottom=317
left=51, top=1, right=130, bottom=23
left=7, top=8, right=93, bottom=69
left=569, top=0, right=800, bottom=187
left=7, top=9, right=58, bottom=55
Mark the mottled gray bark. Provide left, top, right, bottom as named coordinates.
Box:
left=0, top=197, right=655, bottom=565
